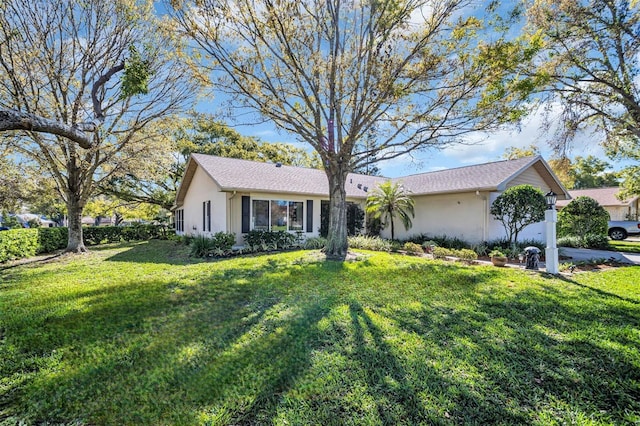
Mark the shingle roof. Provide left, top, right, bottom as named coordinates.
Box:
left=397, top=156, right=543, bottom=195
left=180, top=153, right=384, bottom=200
left=174, top=154, right=569, bottom=207
left=556, top=187, right=637, bottom=207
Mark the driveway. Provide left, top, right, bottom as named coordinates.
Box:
left=558, top=247, right=640, bottom=265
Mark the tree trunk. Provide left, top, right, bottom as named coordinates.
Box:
left=324, top=165, right=349, bottom=260
left=66, top=196, right=87, bottom=253
left=390, top=207, right=396, bottom=240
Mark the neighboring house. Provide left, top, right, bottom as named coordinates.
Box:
left=173, top=154, right=569, bottom=244
left=556, top=187, right=639, bottom=221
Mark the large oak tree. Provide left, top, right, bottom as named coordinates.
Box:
left=523, top=0, right=640, bottom=199
left=171, top=0, right=530, bottom=259
left=0, top=0, right=202, bottom=252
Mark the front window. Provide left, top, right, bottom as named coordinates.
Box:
left=253, top=200, right=269, bottom=230
left=289, top=201, right=303, bottom=231
left=252, top=199, right=304, bottom=232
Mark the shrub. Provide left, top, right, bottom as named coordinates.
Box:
left=557, top=236, right=583, bottom=248
left=402, top=242, right=424, bottom=255
left=37, top=227, right=67, bottom=253
left=489, top=249, right=506, bottom=258
left=244, top=230, right=296, bottom=252
left=558, top=196, right=609, bottom=239
left=558, top=234, right=610, bottom=250
left=0, top=225, right=171, bottom=263
left=456, top=248, right=478, bottom=262
left=190, top=236, right=215, bottom=258
left=584, top=234, right=610, bottom=250
left=304, top=237, right=327, bottom=250
left=490, top=184, right=547, bottom=246
left=0, top=229, right=39, bottom=262
left=211, top=232, right=236, bottom=251
left=432, top=246, right=454, bottom=259
left=189, top=232, right=236, bottom=258
left=347, top=235, right=392, bottom=252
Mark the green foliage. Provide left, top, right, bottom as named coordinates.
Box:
left=0, top=225, right=170, bottom=263
left=189, top=232, right=236, bottom=258
left=347, top=235, right=392, bottom=252
left=569, top=156, right=619, bottom=189
left=244, top=230, right=296, bottom=251
left=558, top=234, right=610, bottom=250
left=180, top=113, right=321, bottom=169
left=458, top=248, right=478, bottom=262
left=402, top=242, right=424, bottom=255
left=489, top=249, right=506, bottom=258
left=1, top=214, right=22, bottom=229
left=303, top=237, right=327, bottom=250
left=120, top=45, right=151, bottom=98
left=432, top=246, right=454, bottom=259
left=1, top=241, right=639, bottom=423
left=490, top=184, right=547, bottom=246
left=37, top=227, right=68, bottom=253
left=366, top=181, right=415, bottom=240
left=0, top=229, right=39, bottom=262
left=557, top=196, right=609, bottom=239
left=83, top=225, right=169, bottom=245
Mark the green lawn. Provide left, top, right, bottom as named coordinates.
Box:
left=609, top=239, right=640, bottom=253
left=1, top=241, right=639, bottom=425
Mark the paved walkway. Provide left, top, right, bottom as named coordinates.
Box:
left=557, top=247, right=640, bottom=265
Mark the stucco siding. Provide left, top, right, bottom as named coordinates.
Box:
left=181, top=166, right=227, bottom=236
left=389, top=192, right=488, bottom=243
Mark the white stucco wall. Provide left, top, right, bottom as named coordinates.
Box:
left=180, top=166, right=227, bottom=237
left=388, top=185, right=548, bottom=244
left=387, top=192, right=489, bottom=243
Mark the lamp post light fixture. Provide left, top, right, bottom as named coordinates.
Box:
left=544, top=190, right=559, bottom=274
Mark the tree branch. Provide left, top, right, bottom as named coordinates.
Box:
left=0, top=109, right=93, bottom=149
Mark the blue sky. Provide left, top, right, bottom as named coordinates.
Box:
left=197, top=99, right=616, bottom=178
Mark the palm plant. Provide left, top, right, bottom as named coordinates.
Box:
left=366, top=181, right=415, bottom=240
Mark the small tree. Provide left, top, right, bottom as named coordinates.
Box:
left=366, top=181, right=415, bottom=240
left=557, top=196, right=610, bottom=239
left=490, top=185, right=547, bottom=246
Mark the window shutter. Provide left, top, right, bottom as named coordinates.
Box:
left=202, top=201, right=205, bottom=231
left=306, top=200, right=313, bottom=232
left=242, top=196, right=250, bottom=233
left=207, top=200, right=211, bottom=232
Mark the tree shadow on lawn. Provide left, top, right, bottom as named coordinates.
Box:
left=10, top=253, right=636, bottom=424
left=1, top=258, right=349, bottom=424
left=384, top=279, right=640, bottom=423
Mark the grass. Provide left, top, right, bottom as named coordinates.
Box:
left=609, top=239, right=640, bottom=253
left=1, top=240, right=639, bottom=425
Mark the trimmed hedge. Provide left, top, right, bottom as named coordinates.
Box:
left=0, top=225, right=171, bottom=263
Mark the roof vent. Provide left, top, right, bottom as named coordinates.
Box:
left=275, top=162, right=282, bottom=167
left=357, top=183, right=362, bottom=189
left=363, top=186, right=368, bottom=192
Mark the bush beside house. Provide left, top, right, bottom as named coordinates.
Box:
left=0, top=225, right=170, bottom=263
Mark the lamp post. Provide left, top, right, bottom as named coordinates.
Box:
left=545, top=190, right=559, bottom=274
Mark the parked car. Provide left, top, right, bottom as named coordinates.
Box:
left=0, top=226, right=9, bottom=231
left=608, top=220, right=640, bottom=240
